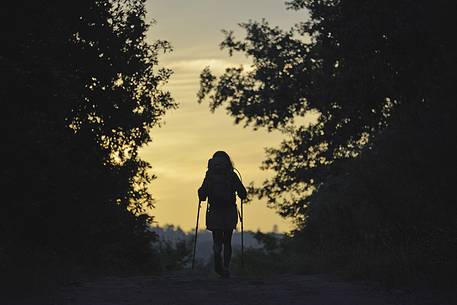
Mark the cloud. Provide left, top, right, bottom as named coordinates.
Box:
left=168, top=58, right=250, bottom=75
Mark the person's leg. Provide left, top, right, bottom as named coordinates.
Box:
left=212, top=230, right=224, bottom=275
left=222, top=230, right=233, bottom=271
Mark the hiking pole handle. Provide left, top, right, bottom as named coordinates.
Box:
left=192, top=200, right=202, bottom=270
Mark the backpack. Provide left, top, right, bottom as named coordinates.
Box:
left=206, top=156, right=235, bottom=207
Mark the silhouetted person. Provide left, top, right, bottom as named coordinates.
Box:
left=198, top=151, right=247, bottom=277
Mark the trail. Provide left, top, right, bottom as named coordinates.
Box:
left=43, top=272, right=452, bottom=305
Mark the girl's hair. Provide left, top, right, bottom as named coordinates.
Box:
left=212, top=151, right=234, bottom=170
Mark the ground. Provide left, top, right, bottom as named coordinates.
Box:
left=7, top=272, right=455, bottom=305
left=57, top=273, right=456, bottom=305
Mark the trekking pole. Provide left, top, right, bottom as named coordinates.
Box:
left=234, top=168, right=245, bottom=269
left=240, top=198, right=244, bottom=269
left=192, top=200, right=202, bottom=270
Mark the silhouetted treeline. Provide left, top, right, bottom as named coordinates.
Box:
left=0, top=0, right=174, bottom=288
left=150, top=224, right=272, bottom=271
left=199, top=0, right=455, bottom=285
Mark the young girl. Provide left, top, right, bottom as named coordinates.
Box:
left=198, top=151, right=247, bottom=277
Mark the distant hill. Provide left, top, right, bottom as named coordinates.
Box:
left=149, top=224, right=283, bottom=262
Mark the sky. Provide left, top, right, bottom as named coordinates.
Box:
left=140, top=0, right=309, bottom=233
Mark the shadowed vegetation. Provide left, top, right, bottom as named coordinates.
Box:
left=199, top=0, right=455, bottom=286
left=0, top=0, right=175, bottom=290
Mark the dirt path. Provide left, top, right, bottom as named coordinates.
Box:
left=44, top=271, right=453, bottom=305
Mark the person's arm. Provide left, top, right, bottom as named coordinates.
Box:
left=198, top=172, right=209, bottom=201
left=233, top=172, right=247, bottom=200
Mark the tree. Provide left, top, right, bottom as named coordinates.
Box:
left=198, top=0, right=455, bottom=282
left=0, top=0, right=175, bottom=281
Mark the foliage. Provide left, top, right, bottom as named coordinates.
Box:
left=153, top=239, right=193, bottom=271
left=198, top=0, right=455, bottom=284
left=0, top=0, right=175, bottom=285
left=231, top=231, right=287, bottom=275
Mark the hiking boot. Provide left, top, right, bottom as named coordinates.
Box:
left=214, top=254, right=224, bottom=276
left=221, top=268, right=230, bottom=278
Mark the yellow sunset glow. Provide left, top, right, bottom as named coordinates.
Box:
left=140, top=0, right=310, bottom=232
